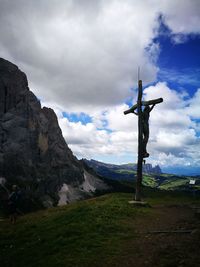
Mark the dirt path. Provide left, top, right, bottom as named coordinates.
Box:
left=113, top=204, right=200, bottom=267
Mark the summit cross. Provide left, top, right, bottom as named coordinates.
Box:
left=124, top=80, right=163, bottom=201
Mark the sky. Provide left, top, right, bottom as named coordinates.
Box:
left=0, top=0, right=200, bottom=175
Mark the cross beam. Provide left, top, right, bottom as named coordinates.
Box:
left=124, top=80, right=163, bottom=201
left=124, top=98, right=163, bottom=115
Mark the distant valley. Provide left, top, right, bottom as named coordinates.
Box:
left=83, top=159, right=200, bottom=191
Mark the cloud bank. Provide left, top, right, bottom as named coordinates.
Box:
left=51, top=82, right=200, bottom=168
left=1, top=0, right=199, bottom=111
left=0, top=0, right=200, bottom=169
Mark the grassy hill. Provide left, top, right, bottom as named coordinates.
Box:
left=1, top=190, right=200, bottom=267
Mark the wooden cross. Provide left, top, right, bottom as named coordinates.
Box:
left=124, top=80, right=163, bottom=201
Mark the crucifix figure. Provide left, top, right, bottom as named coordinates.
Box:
left=124, top=80, right=163, bottom=201
left=129, top=102, right=156, bottom=158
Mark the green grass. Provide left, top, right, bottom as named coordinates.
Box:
left=0, top=193, right=150, bottom=267
left=142, top=175, right=158, bottom=187
left=159, top=173, right=175, bottom=178
left=115, top=169, right=135, bottom=174
left=159, top=178, right=189, bottom=190
left=1, top=191, right=200, bottom=267
left=143, top=187, right=200, bottom=205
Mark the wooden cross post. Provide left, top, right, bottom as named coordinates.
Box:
left=124, top=80, right=163, bottom=201
left=135, top=80, right=143, bottom=201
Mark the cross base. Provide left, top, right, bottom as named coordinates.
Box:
left=128, top=200, right=150, bottom=207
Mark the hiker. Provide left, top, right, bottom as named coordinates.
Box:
left=8, top=185, right=20, bottom=224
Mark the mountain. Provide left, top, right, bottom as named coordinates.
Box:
left=83, top=159, right=162, bottom=181
left=0, top=58, right=108, bottom=210
left=83, top=159, right=200, bottom=192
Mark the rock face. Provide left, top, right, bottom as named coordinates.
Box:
left=0, top=58, right=108, bottom=208
left=143, top=164, right=162, bottom=174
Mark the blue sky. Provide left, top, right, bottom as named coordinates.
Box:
left=156, top=17, right=200, bottom=97
left=0, top=0, right=200, bottom=175
left=152, top=20, right=200, bottom=174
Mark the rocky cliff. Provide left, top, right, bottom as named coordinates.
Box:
left=0, top=58, right=108, bottom=209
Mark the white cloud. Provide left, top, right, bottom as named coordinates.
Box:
left=143, top=83, right=200, bottom=167
left=152, top=129, right=197, bottom=153
left=151, top=153, right=193, bottom=167
left=1, top=1, right=199, bottom=112
left=185, top=88, right=200, bottom=119
left=58, top=113, right=137, bottom=158
left=0, top=0, right=160, bottom=113
left=161, top=0, right=200, bottom=34
left=105, top=103, right=138, bottom=131
left=143, top=82, right=192, bottom=131
left=46, top=82, right=200, bottom=168
left=144, top=82, right=185, bottom=109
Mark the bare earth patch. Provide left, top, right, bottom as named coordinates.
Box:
left=111, top=204, right=200, bottom=267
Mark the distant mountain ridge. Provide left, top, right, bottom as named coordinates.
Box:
left=83, top=159, right=200, bottom=192
left=83, top=159, right=162, bottom=181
